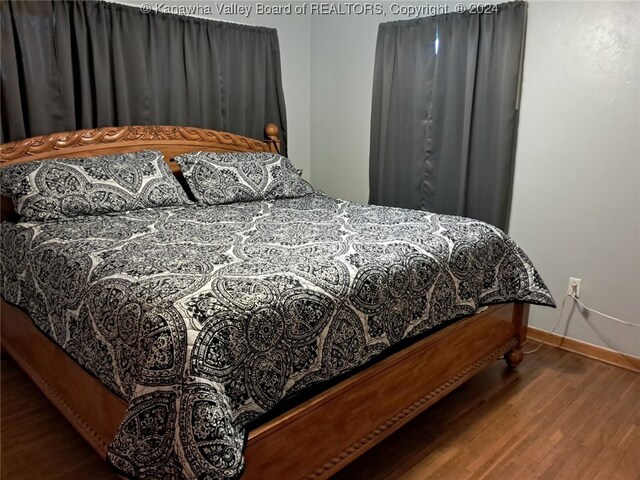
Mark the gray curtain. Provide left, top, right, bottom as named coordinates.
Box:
left=369, top=2, right=527, bottom=230
left=0, top=0, right=288, bottom=153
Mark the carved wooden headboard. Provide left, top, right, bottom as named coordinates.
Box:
left=0, top=123, right=281, bottom=220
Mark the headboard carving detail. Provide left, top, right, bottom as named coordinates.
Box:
left=0, top=124, right=281, bottom=165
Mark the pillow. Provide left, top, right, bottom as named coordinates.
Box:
left=174, top=152, right=314, bottom=205
left=1, top=150, right=192, bottom=222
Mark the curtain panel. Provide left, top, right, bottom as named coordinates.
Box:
left=369, top=2, right=527, bottom=230
left=0, top=0, right=288, bottom=153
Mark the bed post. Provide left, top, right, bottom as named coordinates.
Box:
left=504, top=302, right=530, bottom=369
left=265, top=123, right=281, bottom=154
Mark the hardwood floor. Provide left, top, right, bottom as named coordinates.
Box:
left=0, top=355, right=116, bottom=480
left=1, top=344, right=639, bottom=480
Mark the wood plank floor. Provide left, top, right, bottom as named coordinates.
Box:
left=1, top=344, right=639, bottom=480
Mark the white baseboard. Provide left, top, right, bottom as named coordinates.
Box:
left=527, top=326, right=640, bottom=373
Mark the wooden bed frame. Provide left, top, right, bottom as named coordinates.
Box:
left=0, top=124, right=529, bottom=479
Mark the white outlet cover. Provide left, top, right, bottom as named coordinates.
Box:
left=569, top=277, right=582, bottom=298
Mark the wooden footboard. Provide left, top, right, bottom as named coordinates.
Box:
left=1, top=299, right=528, bottom=479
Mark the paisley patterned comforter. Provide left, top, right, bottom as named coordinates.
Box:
left=0, top=194, right=554, bottom=479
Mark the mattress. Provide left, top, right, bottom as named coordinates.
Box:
left=0, top=193, right=554, bottom=479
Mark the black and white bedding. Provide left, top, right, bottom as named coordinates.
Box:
left=0, top=193, right=554, bottom=479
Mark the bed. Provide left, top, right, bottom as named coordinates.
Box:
left=0, top=124, right=554, bottom=479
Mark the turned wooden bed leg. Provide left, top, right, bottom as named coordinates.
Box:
left=504, top=303, right=530, bottom=370
left=504, top=347, right=524, bottom=369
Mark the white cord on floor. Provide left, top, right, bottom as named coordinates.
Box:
left=525, top=292, right=638, bottom=355
left=569, top=292, right=639, bottom=327
left=524, top=295, right=568, bottom=355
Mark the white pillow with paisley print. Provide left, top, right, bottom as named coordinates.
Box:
left=0, top=150, right=192, bottom=222
left=174, top=152, right=314, bottom=205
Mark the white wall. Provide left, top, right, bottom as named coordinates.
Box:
left=310, top=13, right=380, bottom=201
left=309, top=1, right=640, bottom=357
left=116, top=1, right=312, bottom=178
left=509, top=1, right=640, bottom=357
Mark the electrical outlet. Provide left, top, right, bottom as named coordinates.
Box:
left=567, top=277, right=582, bottom=298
